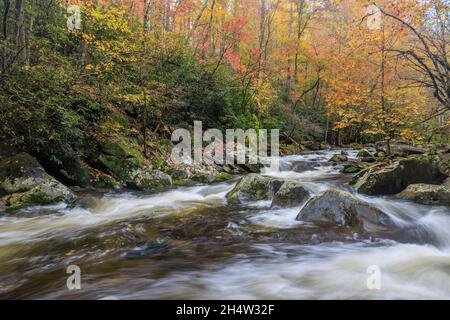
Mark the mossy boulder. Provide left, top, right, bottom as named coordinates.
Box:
left=98, top=137, right=145, bottom=183
left=271, top=181, right=309, bottom=208
left=211, top=172, right=233, bottom=184
left=129, top=168, right=172, bottom=191
left=352, top=157, right=447, bottom=195
left=330, top=154, right=348, bottom=163
left=0, top=153, right=75, bottom=211
left=296, top=189, right=391, bottom=231
left=343, top=164, right=363, bottom=174
left=226, top=174, right=284, bottom=203
left=396, top=184, right=450, bottom=206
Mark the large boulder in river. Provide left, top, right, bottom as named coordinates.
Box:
left=97, top=138, right=145, bottom=183
left=271, top=181, right=309, bottom=208
left=396, top=184, right=450, bottom=206
left=296, top=189, right=391, bottom=231
left=352, top=157, right=447, bottom=195
left=129, top=167, right=172, bottom=190
left=375, top=141, right=425, bottom=155
left=226, top=174, right=283, bottom=203
left=0, top=153, right=75, bottom=211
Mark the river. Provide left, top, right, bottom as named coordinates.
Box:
left=0, top=149, right=449, bottom=299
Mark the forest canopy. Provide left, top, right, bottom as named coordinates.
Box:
left=0, top=0, right=448, bottom=166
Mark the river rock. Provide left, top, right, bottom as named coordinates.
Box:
left=98, top=138, right=145, bottom=183
left=376, top=141, right=425, bottom=155
left=130, top=167, right=172, bottom=190
left=357, top=149, right=373, bottom=158
left=0, top=153, right=76, bottom=211
left=343, top=164, right=363, bottom=174
left=296, top=189, right=391, bottom=231
left=292, top=161, right=317, bottom=172
left=396, top=184, right=450, bottom=206
left=352, top=157, right=447, bottom=195
left=330, top=154, right=348, bottom=163
left=226, top=174, right=284, bottom=203
left=271, top=181, right=309, bottom=208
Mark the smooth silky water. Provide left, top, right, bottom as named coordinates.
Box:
left=0, top=149, right=449, bottom=299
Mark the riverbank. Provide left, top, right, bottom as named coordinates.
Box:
left=0, top=148, right=449, bottom=299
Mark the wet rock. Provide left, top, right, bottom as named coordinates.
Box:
left=296, top=189, right=391, bottom=231
left=360, top=157, right=377, bottom=163
left=357, top=149, right=373, bottom=158
left=396, top=184, right=450, bottom=206
left=192, top=169, right=221, bottom=184
left=171, top=168, right=190, bottom=180
left=375, top=151, right=386, bottom=158
left=376, top=141, right=425, bottom=155
left=292, top=161, right=317, bottom=173
left=210, top=172, right=233, bottom=184
left=330, top=154, right=348, bottom=163
left=271, top=181, right=309, bottom=208
left=343, top=164, right=363, bottom=174
left=130, top=168, right=172, bottom=190
left=222, top=164, right=245, bottom=174
left=352, top=157, right=447, bottom=195
left=226, top=174, right=284, bottom=203
left=0, top=153, right=76, bottom=211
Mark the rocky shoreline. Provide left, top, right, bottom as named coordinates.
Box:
left=1, top=142, right=449, bottom=213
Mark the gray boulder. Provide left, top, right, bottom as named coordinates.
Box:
left=330, top=154, right=348, bottom=163
left=396, top=184, right=450, bottom=206
left=352, top=157, right=447, bottom=195
left=271, top=181, right=309, bottom=207
left=296, top=189, right=391, bottom=231
left=0, top=153, right=76, bottom=211
left=226, top=174, right=283, bottom=203
left=130, top=167, right=172, bottom=190
left=376, top=142, right=425, bottom=155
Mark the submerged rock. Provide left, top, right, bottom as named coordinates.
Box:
left=396, top=184, right=450, bottom=206
left=352, top=157, right=447, bottom=195
left=226, top=174, right=283, bottom=203
left=292, top=161, right=317, bottom=173
left=296, top=189, right=391, bottom=231
left=0, top=153, right=75, bottom=211
left=330, top=154, right=348, bottom=163
left=271, top=181, right=309, bottom=208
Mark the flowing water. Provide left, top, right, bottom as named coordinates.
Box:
left=0, top=149, right=449, bottom=299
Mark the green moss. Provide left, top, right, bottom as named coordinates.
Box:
left=101, top=138, right=144, bottom=166
left=99, top=108, right=133, bottom=135
left=5, top=190, right=65, bottom=211
left=343, top=165, right=362, bottom=174
left=211, top=172, right=232, bottom=183
left=173, top=179, right=193, bottom=187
